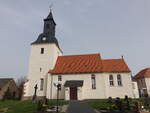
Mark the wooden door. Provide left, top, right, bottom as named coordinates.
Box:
left=70, top=87, right=77, bottom=100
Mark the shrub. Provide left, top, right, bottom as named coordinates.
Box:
left=37, top=100, right=44, bottom=111
left=3, top=88, right=12, bottom=100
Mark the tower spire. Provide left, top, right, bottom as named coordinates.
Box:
left=49, top=3, right=53, bottom=12
left=31, top=8, right=59, bottom=48
left=44, top=6, right=56, bottom=25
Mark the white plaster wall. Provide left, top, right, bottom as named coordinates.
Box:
left=104, top=73, right=135, bottom=98
left=46, top=73, right=52, bottom=99
left=145, top=78, right=150, bottom=96
left=132, top=82, right=139, bottom=98
left=77, top=87, right=82, bottom=100
left=47, top=72, right=135, bottom=100
left=65, top=87, right=70, bottom=100
left=24, top=43, right=62, bottom=98
left=47, top=73, right=106, bottom=100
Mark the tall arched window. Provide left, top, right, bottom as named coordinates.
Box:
left=91, top=74, right=96, bottom=89
left=109, top=75, right=114, bottom=86
left=40, top=78, right=44, bottom=91
left=58, top=75, right=62, bottom=81
left=117, top=74, right=122, bottom=86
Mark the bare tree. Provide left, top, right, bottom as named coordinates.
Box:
left=16, top=76, right=27, bottom=100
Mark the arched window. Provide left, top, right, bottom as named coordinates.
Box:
left=91, top=74, right=96, bottom=89
left=41, top=48, right=44, bottom=54
left=58, top=75, right=62, bottom=81
left=109, top=75, right=114, bottom=86
left=117, top=74, right=122, bottom=86
left=40, top=78, right=44, bottom=91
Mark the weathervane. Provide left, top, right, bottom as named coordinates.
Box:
left=49, top=3, right=53, bottom=12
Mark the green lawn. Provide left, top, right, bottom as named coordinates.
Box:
left=88, top=99, right=112, bottom=110
left=0, top=100, right=68, bottom=113
left=0, top=100, right=37, bottom=113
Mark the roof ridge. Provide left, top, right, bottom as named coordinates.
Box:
left=144, top=68, right=150, bottom=70
left=60, top=53, right=100, bottom=57
left=137, top=68, right=150, bottom=73
left=102, top=58, right=123, bottom=61
left=135, top=68, right=150, bottom=79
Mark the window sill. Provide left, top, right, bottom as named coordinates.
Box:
left=110, top=85, right=114, bottom=87
left=118, top=85, right=123, bottom=87
left=109, top=85, right=123, bottom=87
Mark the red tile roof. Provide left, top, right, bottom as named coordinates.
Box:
left=49, top=54, right=103, bottom=74
left=102, top=59, right=130, bottom=72
left=49, top=54, right=131, bottom=74
left=135, top=68, right=150, bottom=79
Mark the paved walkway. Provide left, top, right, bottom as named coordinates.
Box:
left=66, top=101, right=96, bottom=113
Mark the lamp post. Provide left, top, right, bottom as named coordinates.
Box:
left=32, top=84, right=38, bottom=101
left=54, top=83, right=61, bottom=113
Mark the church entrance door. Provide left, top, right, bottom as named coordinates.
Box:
left=70, top=87, right=77, bottom=100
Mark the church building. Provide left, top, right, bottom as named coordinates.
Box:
left=23, top=10, right=139, bottom=100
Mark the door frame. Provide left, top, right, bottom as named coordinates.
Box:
left=70, top=87, right=78, bottom=100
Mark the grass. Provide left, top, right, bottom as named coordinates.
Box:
left=0, top=100, right=37, bottom=113
left=88, top=99, right=112, bottom=110
left=0, top=100, right=68, bottom=113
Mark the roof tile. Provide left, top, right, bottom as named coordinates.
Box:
left=49, top=54, right=130, bottom=74
left=102, top=59, right=130, bottom=72
left=135, top=68, right=150, bottom=79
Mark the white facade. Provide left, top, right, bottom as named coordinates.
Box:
left=145, top=78, right=150, bottom=96
left=24, top=43, right=139, bottom=100
left=23, top=43, right=62, bottom=99
left=132, top=81, right=139, bottom=98
left=23, top=42, right=139, bottom=100
left=45, top=73, right=138, bottom=100
left=136, top=77, right=150, bottom=97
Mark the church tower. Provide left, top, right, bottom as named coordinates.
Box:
left=23, top=10, right=62, bottom=99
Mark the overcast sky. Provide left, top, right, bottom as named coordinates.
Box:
left=0, top=0, right=150, bottom=78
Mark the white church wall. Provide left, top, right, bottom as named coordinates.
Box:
left=65, top=87, right=70, bottom=100
left=77, top=87, right=82, bottom=100
left=24, top=43, right=62, bottom=98
left=46, top=72, right=137, bottom=100
left=46, top=73, right=51, bottom=99
left=104, top=72, right=135, bottom=98
left=47, top=73, right=136, bottom=100
left=47, top=73, right=106, bottom=100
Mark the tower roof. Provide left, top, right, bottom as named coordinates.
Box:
left=44, top=11, right=56, bottom=25
left=32, top=10, right=59, bottom=48
left=31, top=33, right=59, bottom=47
